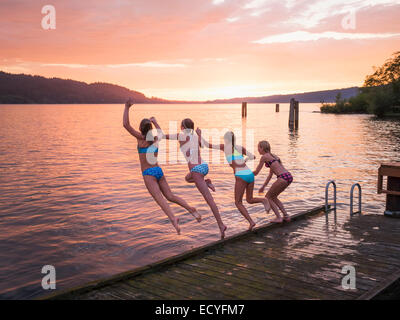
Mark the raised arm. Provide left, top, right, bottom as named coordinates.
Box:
left=148, top=116, right=180, bottom=140
left=196, top=128, right=224, bottom=150
left=239, top=146, right=256, bottom=161
left=123, top=99, right=143, bottom=139
left=149, top=117, right=164, bottom=141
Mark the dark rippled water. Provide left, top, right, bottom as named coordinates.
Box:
left=0, top=103, right=399, bottom=299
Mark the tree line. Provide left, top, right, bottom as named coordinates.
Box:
left=321, top=51, right=400, bottom=117
left=0, top=72, right=168, bottom=104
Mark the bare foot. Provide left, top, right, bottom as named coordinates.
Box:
left=220, top=225, right=227, bottom=239
left=174, top=217, right=181, bottom=235
left=283, top=215, right=291, bottom=222
left=249, top=221, right=256, bottom=231
left=189, top=207, right=202, bottom=223
left=270, top=217, right=283, bottom=223
left=205, top=179, right=216, bottom=192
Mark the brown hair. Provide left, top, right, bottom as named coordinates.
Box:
left=139, top=118, right=154, bottom=142
left=181, top=118, right=194, bottom=130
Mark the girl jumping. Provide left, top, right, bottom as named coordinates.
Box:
left=197, top=129, right=270, bottom=231
left=151, top=117, right=227, bottom=239
left=122, top=99, right=201, bottom=235
left=253, top=140, right=293, bottom=223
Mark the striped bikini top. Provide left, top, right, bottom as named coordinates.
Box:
left=265, top=158, right=279, bottom=168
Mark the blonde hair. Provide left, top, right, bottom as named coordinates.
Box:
left=259, top=140, right=281, bottom=163
left=258, top=140, right=271, bottom=153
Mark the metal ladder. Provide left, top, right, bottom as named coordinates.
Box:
left=325, top=181, right=362, bottom=221
left=325, top=180, right=337, bottom=223
left=350, top=183, right=362, bottom=216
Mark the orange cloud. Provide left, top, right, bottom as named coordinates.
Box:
left=1, top=0, right=400, bottom=100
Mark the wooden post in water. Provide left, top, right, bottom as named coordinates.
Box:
left=294, top=100, right=299, bottom=129
left=288, top=98, right=295, bottom=129
left=242, top=102, right=247, bottom=118
left=276, top=104, right=280, bottom=112
left=378, top=163, right=400, bottom=218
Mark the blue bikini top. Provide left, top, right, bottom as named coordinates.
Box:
left=138, top=144, right=158, bottom=154
left=226, top=149, right=244, bottom=163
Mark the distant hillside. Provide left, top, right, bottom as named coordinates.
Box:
left=206, top=87, right=360, bottom=104
left=0, top=71, right=359, bottom=104
left=0, top=71, right=168, bottom=104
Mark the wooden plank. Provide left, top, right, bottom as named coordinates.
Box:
left=212, top=245, right=365, bottom=297
left=206, top=253, right=367, bottom=296
left=232, top=238, right=396, bottom=279
left=178, top=262, right=292, bottom=300
left=380, top=163, right=400, bottom=169
left=380, top=189, right=400, bottom=196
left=357, top=270, right=400, bottom=300
left=100, top=283, right=154, bottom=300
left=379, top=166, right=400, bottom=178
left=286, top=231, right=400, bottom=263
left=188, top=256, right=347, bottom=300
left=131, top=268, right=240, bottom=300
left=283, top=224, right=400, bottom=253
left=181, top=259, right=312, bottom=299
left=127, top=277, right=183, bottom=300
left=226, top=239, right=380, bottom=282
left=256, top=238, right=399, bottom=276
left=158, top=266, right=240, bottom=300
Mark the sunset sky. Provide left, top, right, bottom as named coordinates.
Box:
left=1, top=0, right=400, bottom=100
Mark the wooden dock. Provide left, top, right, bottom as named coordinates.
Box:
left=45, top=206, right=400, bottom=300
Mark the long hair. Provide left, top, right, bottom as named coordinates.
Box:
left=224, top=131, right=235, bottom=154
left=139, top=118, right=154, bottom=143
left=258, top=140, right=270, bottom=153
left=259, top=140, right=280, bottom=162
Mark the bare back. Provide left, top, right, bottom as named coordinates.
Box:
left=263, top=153, right=288, bottom=176
left=177, top=132, right=204, bottom=170
left=223, top=145, right=250, bottom=173
left=136, top=136, right=160, bottom=172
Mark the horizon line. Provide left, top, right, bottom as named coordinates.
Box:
left=0, top=70, right=359, bottom=103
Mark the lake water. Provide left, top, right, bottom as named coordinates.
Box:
left=0, top=103, right=399, bottom=299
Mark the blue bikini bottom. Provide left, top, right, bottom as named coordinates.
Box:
left=235, top=168, right=255, bottom=184
left=142, top=166, right=164, bottom=181
left=190, top=163, right=209, bottom=176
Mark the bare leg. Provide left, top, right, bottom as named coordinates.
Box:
left=205, top=179, right=216, bottom=192
left=274, top=197, right=290, bottom=221
left=234, top=178, right=256, bottom=230
left=266, top=179, right=289, bottom=223
left=188, top=172, right=214, bottom=192
left=185, top=172, right=195, bottom=183
left=158, top=176, right=201, bottom=222
left=143, top=175, right=180, bottom=234
left=245, top=182, right=271, bottom=213
left=192, top=172, right=227, bottom=239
